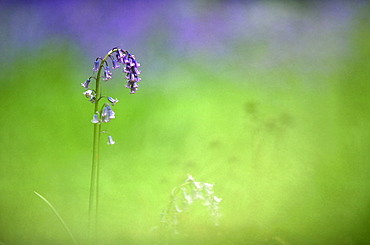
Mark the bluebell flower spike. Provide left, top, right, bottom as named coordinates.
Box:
left=82, top=47, right=141, bottom=145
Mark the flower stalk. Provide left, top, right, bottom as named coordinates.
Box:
left=82, top=47, right=141, bottom=243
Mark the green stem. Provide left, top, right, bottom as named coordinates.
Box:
left=88, top=48, right=117, bottom=244
left=88, top=119, right=100, bottom=243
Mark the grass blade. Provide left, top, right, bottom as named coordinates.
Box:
left=34, top=191, right=79, bottom=245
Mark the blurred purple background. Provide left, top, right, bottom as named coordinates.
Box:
left=0, top=0, right=366, bottom=74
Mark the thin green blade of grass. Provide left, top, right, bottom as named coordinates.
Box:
left=34, top=191, right=79, bottom=245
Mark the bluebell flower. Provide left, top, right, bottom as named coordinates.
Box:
left=103, top=66, right=112, bottom=81
left=115, top=49, right=125, bottom=63
left=81, top=78, right=91, bottom=89
left=107, top=135, right=115, bottom=145
left=132, top=65, right=141, bottom=76
left=109, top=109, right=115, bottom=119
left=125, top=80, right=140, bottom=94
left=107, top=97, right=119, bottom=106
left=112, top=59, right=120, bottom=69
left=93, top=60, right=100, bottom=72
left=83, top=90, right=96, bottom=103
left=83, top=90, right=94, bottom=98
left=122, top=53, right=130, bottom=65
left=91, top=113, right=99, bottom=124
left=101, top=104, right=115, bottom=122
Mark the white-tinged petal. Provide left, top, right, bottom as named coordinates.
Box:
left=107, top=135, right=115, bottom=145
left=91, top=114, right=99, bottom=124
left=213, top=196, right=222, bottom=203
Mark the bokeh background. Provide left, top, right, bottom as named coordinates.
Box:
left=0, top=0, right=369, bottom=244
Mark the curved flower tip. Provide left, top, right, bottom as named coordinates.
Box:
left=107, top=135, right=115, bottom=145
left=115, top=49, right=141, bottom=94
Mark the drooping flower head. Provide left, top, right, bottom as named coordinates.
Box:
left=112, top=48, right=141, bottom=94
left=122, top=53, right=141, bottom=94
